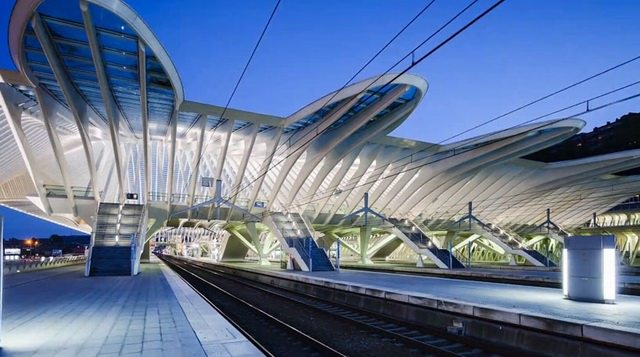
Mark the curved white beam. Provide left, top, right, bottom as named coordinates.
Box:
left=31, top=13, right=101, bottom=202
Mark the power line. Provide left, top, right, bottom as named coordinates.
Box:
left=221, top=0, right=282, bottom=118
left=226, top=0, right=502, bottom=207
left=284, top=87, right=640, bottom=214
left=289, top=73, right=640, bottom=208
left=442, top=53, right=640, bottom=145
left=180, top=0, right=282, bottom=204
left=298, top=55, right=640, bottom=203
left=268, top=0, right=480, bottom=163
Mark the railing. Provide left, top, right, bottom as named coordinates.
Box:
left=148, top=192, right=168, bottom=201
left=286, top=237, right=315, bottom=268
left=44, top=184, right=97, bottom=199
left=6, top=255, right=86, bottom=274
left=171, top=193, right=188, bottom=203
left=84, top=202, right=101, bottom=277
left=192, top=195, right=213, bottom=204
left=131, top=204, right=148, bottom=275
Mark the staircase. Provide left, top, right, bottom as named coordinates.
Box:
left=89, top=246, right=132, bottom=276
left=523, top=249, right=555, bottom=267
left=468, top=221, right=556, bottom=267
left=264, top=212, right=334, bottom=271
left=86, top=203, right=145, bottom=276
left=389, top=218, right=465, bottom=269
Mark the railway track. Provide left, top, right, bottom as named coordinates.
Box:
left=162, top=256, right=342, bottom=356
left=162, top=255, right=512, bottom=356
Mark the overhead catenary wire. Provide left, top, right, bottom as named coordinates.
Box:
left=291, top=90, right=640, bottom=214
left=180, top=0, right=282, bottom=203
left=442, top=190, right=640, bottom=227
left=288, top=79, right=640, bottom=207
left=220, top=0, right=441, bottom=206
left=289, top=56, right=640, bottom=206
left=177, top=0, right=443, bottom=208
left=224, top=0, right=502, bottom=207
left=265, top=0, right=481, bottom=167
left=284, top=88, right=640, bottom=214
left=231, top=2, right=640, bottom=214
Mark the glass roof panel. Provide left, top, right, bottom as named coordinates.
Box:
left=233, top=120, right=251, bottom=132
left=283, top=97, right=346, bottom=134
left=88, top=3, right=136, bottom=37
left=207, top=116, right=224, bottom=130
left=23, top=22, right=69, bottom=108
left=36, top=1, right=83, bottom=23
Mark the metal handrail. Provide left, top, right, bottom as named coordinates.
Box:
left=84, top=202, right=101, bottom=277
left=132, top=203, right=148, bottom=275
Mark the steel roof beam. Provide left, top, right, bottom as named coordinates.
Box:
left=0, top=85, right=52, bottom=214
left=34, top=86, right=78, bottom=216
left=283, top=85, right=408, bottom=209
left=227, top=123, right=259, bottom=220
left=166, top=108, right=178, bottom=211
left=187, top=114, right=206, bottom=219
left=138, top=39, right=150, bottom=203
left=247, top=127, right=283, bottom=211
left=180, top=100, right=282, bottom=127
left=80, top=0, right=127, bottom=202
left=31, top=13, right=101, bottom=202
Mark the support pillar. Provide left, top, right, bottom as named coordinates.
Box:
left=317, top=233, right=337, bottom=251
left=444, top=230, right=457, bottom=249
left=247, top=222, right=270, bottom=265
left=359, top=225, right=373, bottom=264
left=416, top=254, right=424, bottom=268
left=141, top=239, right=150, bottom=262
left=0, top=86, right=52, bottom=214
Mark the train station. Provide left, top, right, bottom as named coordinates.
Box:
left=1, top=0, right=639, bottom=355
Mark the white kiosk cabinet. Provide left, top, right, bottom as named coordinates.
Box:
left=563, top=235, right=617, bottom=303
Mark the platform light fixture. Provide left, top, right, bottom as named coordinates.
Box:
left=603, top=248, right=616, bottom=301
left=563, top=235, right=616, bottom=303
left=562, top=248, right=568, bottom=296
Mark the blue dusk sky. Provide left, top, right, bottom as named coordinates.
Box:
left=0, top=0, right=639, bottom=238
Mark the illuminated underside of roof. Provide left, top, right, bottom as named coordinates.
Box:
left=0, top=0, right=639, bottom=235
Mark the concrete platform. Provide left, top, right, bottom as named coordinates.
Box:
left=340, top=262, right=640, bottom=293
left=1, top=260, right=261, bottom=356
left=221, top=260, right=640, bottom=351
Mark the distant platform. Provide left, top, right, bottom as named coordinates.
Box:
left=339, top=262, right=640, bottom=294
left=1, top=260, right=260, bottom=356
left=217, top=260, right=640, bottom=351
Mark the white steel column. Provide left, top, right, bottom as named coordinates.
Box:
left=312, top=150, right=359, bottom=221
left=187, top=115, right=207, bottom=217
left=80, top=1, right=126, bottom=202
left=31, top=13, right=101, bottom=202
left=227, top=123, right=259, bottom=218
left=266, top=93, right=366, bottom=210
left=205, top=119, right=235, bottom=221
left=0, top=86, right=52, bottom=214
left=213, top=119, right=235, bottom=198
left=166, top=109, right=178, bottom=209
left=248, top=127, right=283, bottom=210
left=35, top=87, right=78, bottom=216
left=138, top=39, right=151, bottom=203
